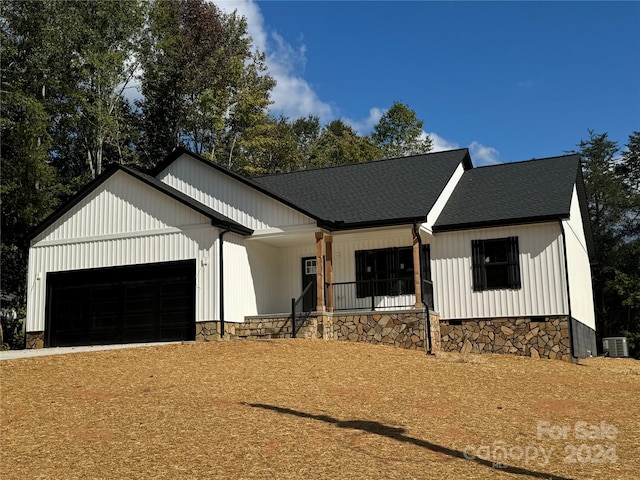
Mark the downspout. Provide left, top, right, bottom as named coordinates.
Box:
left=560, top=221, right=576, bottom=360
left=219, top=226, right=231, bottom=338
left=414, top=222, right=432, bottom=354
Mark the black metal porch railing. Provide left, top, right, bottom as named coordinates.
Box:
left=329, top=277, right=418, bottom=311
left=291, top=281, right=314, bottom=338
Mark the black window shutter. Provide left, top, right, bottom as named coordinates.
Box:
left=507, top=236, right=521, bottom=289
left=471, top=240, right=486, bottom=291
left=355, top=250, right=367, bottom=297
left=355, top=250, right=366, bottom=282
left=421, top=244, right=431, bottom=281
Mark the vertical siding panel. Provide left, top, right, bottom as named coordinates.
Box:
left=157, top=155, right=315, bottom=232
left=432, top=223, right=567, bottom=319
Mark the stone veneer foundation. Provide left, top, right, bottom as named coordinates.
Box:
left=195, top=309, right=440, bottom=353
left=25, top=332, right=44, bottom=349
left=195, top=315, right=322, bottom=342
left=439, top=316, right=571, bottom=361
left=328, top=310, right=439, bottom=352
left=26, top=313, right=572, bottom=361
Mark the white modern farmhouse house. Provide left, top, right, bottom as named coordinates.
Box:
left=25, top=147, right=597, bottom=361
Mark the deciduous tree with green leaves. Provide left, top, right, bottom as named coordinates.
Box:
left=310, top=120, right=382, bottom=168
left=138, top=0, right=275, bottom=169
left=372, top=101, right=432, bottom=158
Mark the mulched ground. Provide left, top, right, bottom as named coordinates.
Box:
left=1, top=340, right=639, bottom=479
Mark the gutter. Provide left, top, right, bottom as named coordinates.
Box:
left=559, top=221, right=576, bottom=360
left=219, top=227, right=231, bottom=338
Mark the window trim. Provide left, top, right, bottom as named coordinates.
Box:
left=471, top=236, right=521, bottom=291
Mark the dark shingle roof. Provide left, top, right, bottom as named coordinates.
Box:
left=253, top=149, right=472, bottom=228
left=433, top=154, right=582, bottom=231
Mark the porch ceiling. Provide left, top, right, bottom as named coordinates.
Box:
left=247, top=226, right=320, bottom=247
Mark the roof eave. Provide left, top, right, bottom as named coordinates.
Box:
left=328, top=216, right=427, bottom=232
left=432, top=214, right=569, bottom=233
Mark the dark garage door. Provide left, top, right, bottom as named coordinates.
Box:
left=46, top=260, right=196, bottom=347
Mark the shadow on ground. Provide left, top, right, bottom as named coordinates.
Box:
left=242, top=402, right=573, bottom=480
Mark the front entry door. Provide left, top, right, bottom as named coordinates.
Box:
left=301, top=257, right=317, bottom=312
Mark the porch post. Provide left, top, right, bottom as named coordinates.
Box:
left=413, top=228, right=422, bottom=309
left=325, top=235, right=334, bottom=312
left=315, top=231, right=326, bottom=312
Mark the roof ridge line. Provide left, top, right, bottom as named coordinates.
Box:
left=255, top=148, right=471, bottom=178
left=473, top=153, right=581, bottom=169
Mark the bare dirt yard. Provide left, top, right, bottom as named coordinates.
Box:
left=1, top=340, right=639, bottom=480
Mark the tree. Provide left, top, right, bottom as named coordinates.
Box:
left=291, top=115, right=321, bottom=170
left=138, top=0, right=275, bottom=169
left=69, top=0, right=145, bottom=178
left=1, top=1, right=61, bottom=330
left=236, top=115, right=300, bottom=176
left=618, top=131, right=640, bottom=194
left=574, top=130, right=640, bottom=355
left=310, top=120, right=382, bottom=168
left=372, top=101, right=432, bottom=158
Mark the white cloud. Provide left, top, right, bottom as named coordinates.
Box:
left=469, top=141, right=500, bottom=165
left=428, top=132, right=502, bottom=166
left=344, top=108, right=385, bottom=135
left=428, top=132, right=459, bottom=152
left=216, top=0, right=335, bottom=122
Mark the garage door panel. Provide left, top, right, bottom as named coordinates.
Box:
left=46, top=260, right=196, bottom=347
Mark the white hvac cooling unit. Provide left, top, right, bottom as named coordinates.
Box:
left=602, top=337, right=629, bottom=358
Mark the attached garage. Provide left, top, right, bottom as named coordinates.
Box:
left=26, top=164, right=252, bottom=349
left=46, top=260, right=196, bottom=347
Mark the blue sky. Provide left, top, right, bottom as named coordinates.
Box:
left=216, top=1, right=640, bottom=165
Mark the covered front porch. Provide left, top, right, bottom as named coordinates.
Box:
left=297, top=230, right=434, bottom=315
left=215, top=225, right=438, bottom=346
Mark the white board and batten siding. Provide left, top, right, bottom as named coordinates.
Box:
left=27, top=171, right=220, bottom=332
left=157, top=154, right=315, bottom=232
left=223, top=233, right=289, bottom=320
left=431, top=222, right=569, bottom=320
left=562, top=186, right=596, bottom=330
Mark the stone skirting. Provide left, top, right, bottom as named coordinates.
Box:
left=198, top=309, right=441, bottom=353
left=439, top=316, right=571, bottom=361
left=328, top=309, right=440, bottom=352
left=195, top=321, right=236, bottom=342
left=30, top=314, right=573, bottom=361
left=26, top=332, right=44, bottom=349
left=195, top=315, right=320, bottom=342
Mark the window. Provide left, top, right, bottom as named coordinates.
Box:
left=304, top=258, right=317, bottom=275
left=471, top=237, right=521, bottom=291
left=355, top=247, right=414, bottom=297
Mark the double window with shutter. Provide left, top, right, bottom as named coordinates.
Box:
left=471, top=237, right=521, bottom=291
